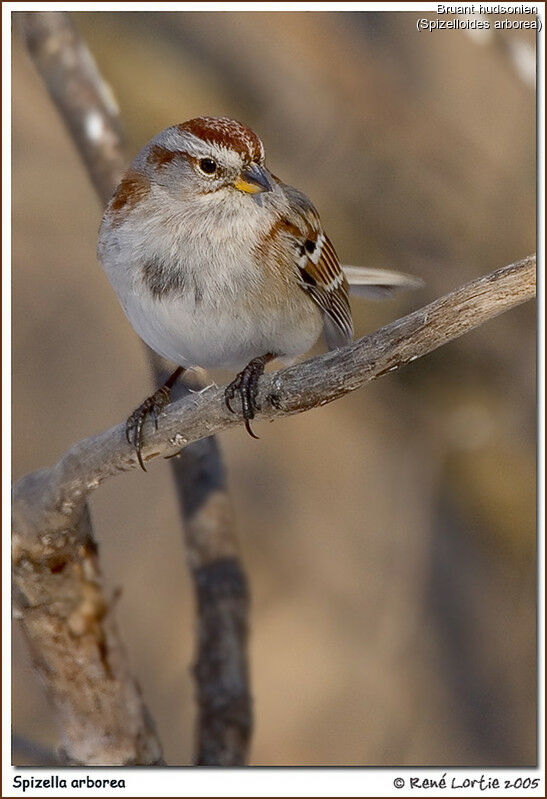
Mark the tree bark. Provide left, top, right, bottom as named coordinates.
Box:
left=12, top=499, right=164, bottom=765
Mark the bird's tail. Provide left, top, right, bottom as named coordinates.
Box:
left=342, top=265, right=424, bottom=300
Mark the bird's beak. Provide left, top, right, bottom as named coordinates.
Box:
left=234, top=163, right=272, bottom=194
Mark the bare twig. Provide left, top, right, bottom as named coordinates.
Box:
left=12, top=256, right=536, bottom=500
left=18, top=10, right=251, bottom=765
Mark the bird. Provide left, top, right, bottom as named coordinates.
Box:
left=98, top=116, right=420, bottom=469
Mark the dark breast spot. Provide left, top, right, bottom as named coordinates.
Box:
left=141, top=255, right=186, bottom=299
left=141, top=255, right=204, bottom=303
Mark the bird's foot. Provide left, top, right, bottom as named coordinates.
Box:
left=126, top=385, right=172, bottom=470
left=224, top=354, right=273, bottom=439
left=126, top=366, right=184, bottom=471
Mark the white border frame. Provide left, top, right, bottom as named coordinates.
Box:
left=3, top=3, right=544, bottom=797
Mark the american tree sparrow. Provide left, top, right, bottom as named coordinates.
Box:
left=98, top=117, right=420, bottom=469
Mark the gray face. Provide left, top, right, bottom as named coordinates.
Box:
left=133, top=125, right=272, bottom=202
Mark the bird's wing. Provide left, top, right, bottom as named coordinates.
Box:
left=280, top=183, right=353, bottom=350
left=342, top=265, right=424, bottom=299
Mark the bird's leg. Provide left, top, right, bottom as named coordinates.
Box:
left=126, top=365, right=184, bottom=471
left=225, top=353, right=275, bottom=439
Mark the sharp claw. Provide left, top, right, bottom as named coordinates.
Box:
left=127, top=404, right=149, bottom=471
left=137, top=418, right=147, bottom=471
left=137, top=447, right=147, bottom=472
left=133, top=415, right=145, bottom=471
left=244, top=419, right=260, bottom=439
left=125, top=370, right=183, bottom=472
left=224, top=355, right=272, bottom=434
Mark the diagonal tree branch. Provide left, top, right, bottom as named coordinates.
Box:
left=17, top=10, right=250, bottom=765
left=13, top=254, right=536, bottom=529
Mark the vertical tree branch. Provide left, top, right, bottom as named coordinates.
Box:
left=19, top=11, right=125, bottom=199
left=12, top=485, right=164, bottom=765
left=174, top=428, right=251, bottom=765
left=17, top=10, right=252, bottom=765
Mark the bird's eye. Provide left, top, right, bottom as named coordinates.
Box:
left=198, top=157, right=218, bottom=175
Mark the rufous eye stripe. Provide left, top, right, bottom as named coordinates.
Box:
left=147, top=145, right=186, bottom=168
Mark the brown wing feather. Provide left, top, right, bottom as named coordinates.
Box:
left=278, top=181, right=354, bottom=350
left=299, top=234, right=353, bottom=349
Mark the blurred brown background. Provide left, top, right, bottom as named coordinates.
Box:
left=12, top=11, right=536, bottom=766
